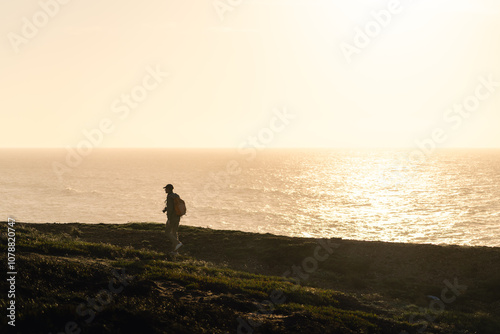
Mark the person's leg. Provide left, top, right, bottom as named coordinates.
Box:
left=168, top=216, right=181, bottom=251
left=165, top=219, right=170, bottom=234
left=165, top=219, right=176, bottom=246
left=172, top=217, right=180, bottom=242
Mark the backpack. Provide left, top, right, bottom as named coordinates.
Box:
left=174, top=195, right=187, bottom=216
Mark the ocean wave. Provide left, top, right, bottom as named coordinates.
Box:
left=64, top=187, right=83, bottom=194
left=63, top=187, right=103, bottom=196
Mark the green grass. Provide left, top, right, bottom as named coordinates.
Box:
left=17, top=225, right=162, bottom=260
left=1, top=222, right=498, bottom=333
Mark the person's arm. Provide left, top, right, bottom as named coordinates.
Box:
left=162, top=197, right=168, bottom=213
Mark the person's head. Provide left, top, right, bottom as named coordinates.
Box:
left=163, top=184, right=174, bottom=194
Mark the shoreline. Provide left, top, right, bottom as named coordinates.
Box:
left=10, top=220, right=500, bottom=249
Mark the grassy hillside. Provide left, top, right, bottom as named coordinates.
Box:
left=1, top=222, right=499, bottom=333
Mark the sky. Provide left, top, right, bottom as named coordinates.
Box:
left=1, top=0, right=500, bottom=148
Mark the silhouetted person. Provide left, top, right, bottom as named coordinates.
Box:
left=162, top=184, right=183, bottom=254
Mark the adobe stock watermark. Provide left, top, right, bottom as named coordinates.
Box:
left=7, top=0, right=73, bottom=54
left=193, top=107, right=295, bottom=204
left=49, top=268, right=135, bottom=334
left=6, top=217, right=17, bottom=327
left=400, top=278, right=467, bottom=334
left=52, top=65, right=169, bottom=182
left=381, top=74, right=499, bottom=187
left=213, top=0, right=244, bottom=21
left=340, top=0, right=406, bottom=64
left=237, top=107, right=295, bottom=162
left=237, top=238, right=340, bottom=333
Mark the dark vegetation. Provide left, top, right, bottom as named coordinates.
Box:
left=1, top=222, right=499, bottom=333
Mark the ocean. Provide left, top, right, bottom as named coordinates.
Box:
left=1, top=148, right=499, bottom=247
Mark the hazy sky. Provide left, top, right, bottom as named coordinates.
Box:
left=1, top=0, right=499, bottom=148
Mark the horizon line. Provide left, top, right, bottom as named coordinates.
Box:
left=1, top=146, right=500, bottom=150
